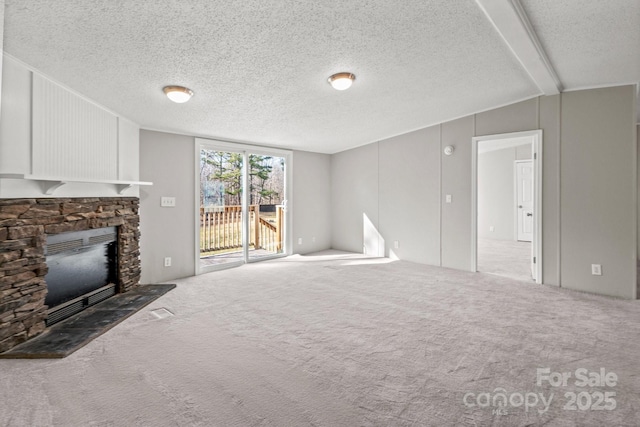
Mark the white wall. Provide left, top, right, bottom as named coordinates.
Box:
left=139, top=130, right=332, bottom=283
left=0, top=55, right=30, bottom=175
left=331, top=86, right=638, bottom=299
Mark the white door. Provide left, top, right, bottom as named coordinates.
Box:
left=516, top=161, right=533, bottom=242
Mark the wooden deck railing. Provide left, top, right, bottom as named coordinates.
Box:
left=200, top=205, right=283, bottom=253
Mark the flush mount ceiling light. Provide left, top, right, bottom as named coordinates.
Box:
left=163, top=85, right=194, bottom=103
left=328, top=72, right=355, bottom=91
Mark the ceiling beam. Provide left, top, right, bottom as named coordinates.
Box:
left=474, top=0, right=562, bottom=95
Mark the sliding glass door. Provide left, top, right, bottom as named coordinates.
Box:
left=197, top=139, right=291, bottom=273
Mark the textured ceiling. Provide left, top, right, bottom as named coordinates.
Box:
left=3, top=1, right=639, bottom=154
left=520, top=0, right=640, bottom=89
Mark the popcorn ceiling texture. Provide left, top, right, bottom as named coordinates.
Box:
left=4, top=2, right=639, bottom=153
left=3, top=0, right=540, bottom=153
left=521, top=0, right=640, bottom=90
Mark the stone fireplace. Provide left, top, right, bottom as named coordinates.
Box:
left=0, top=197, right=141, bottom=353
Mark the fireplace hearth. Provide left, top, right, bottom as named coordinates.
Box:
left=0, top=197, right=141, bottom=353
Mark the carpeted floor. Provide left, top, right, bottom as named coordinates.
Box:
left=200, top=249, right=276, bottom=267
left=1, top=250, right=639, bottom=426
left=478, top=238, right=533, bottom=282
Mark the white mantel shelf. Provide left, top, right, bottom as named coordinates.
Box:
left=0, top=174, right=153, bottom=195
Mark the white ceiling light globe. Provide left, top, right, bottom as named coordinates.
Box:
left=328, top=73, right=355, bottom=91
left=163, top=86, right=194, bottom=103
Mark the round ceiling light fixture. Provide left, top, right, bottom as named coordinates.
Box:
left=163, top=85, right=194, bottom=103
left=328, top=72, right=355, bottom=91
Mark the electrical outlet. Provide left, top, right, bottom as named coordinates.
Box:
left=164, top=257, right=172, bottom=267
left=298, top=238, right=303, bottom=245
left=393, top=240, right=399, bottom=249
left=591, top=264, right=602, bottom=276
left=312, top=236, right=316, bottom=243
left=161, top=197, right=176, bottom=207
left=490, top=226, right=494, bottom=232
left=446, top=194, right=452, bottom=203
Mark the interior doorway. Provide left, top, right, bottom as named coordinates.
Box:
left=196, top=139, right=292, bottom=274
left=471, top=130, right=542, bottom=283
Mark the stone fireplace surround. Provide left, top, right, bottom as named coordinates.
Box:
left=0, top=197, right=141, bottom=353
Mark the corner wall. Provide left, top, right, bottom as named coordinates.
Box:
left=330, top=142, right=381, bottom=256
left=330, top=86, right=637, bottom=299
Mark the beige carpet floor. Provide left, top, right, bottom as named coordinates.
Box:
left=1, top=250, right=639, bottom=426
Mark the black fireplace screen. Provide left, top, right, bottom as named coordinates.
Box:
left=44, top=227, right=118, bottom=309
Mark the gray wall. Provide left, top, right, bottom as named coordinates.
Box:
left=331, top=142, right=381, bottom=256
left=331, top=86, right=637, bottom=299
left=139, top=130, right=332, bottom=283
left=478, top=145, right=532, bottom=240
left=516, top=144, right=532, bottom=160
left=379, top=128, right=441, bottom=264
left=0, top=1, right=4, bottom=118
left=478, top=147, right=518, bottom=241
left=292, top=150, right=332, bottom=254
left=330, top=128, right=442, bottom=262
left=440, top=117, right=475, bottom=270
left=139, top=130, right=196, bottom=284
left=560, top=86, right=636, bottom=298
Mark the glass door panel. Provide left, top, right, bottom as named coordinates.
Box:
left=248, top=154, right=286, bottom=260
left=199, top=149, right=245, bottom=270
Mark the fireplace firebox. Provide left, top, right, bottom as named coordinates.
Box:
left=44, top=227, right=118, bottom=325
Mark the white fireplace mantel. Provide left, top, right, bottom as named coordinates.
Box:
left=0, top=174, right=152, bottom=196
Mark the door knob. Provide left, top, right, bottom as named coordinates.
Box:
left=527, top=213, right=533, bottom=217
left=518, top=205, right=523, bottom=208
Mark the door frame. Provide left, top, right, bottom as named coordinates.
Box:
left=471, top=130, right=543, bottom=284
left=194, top=138, right=293, bottom=274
